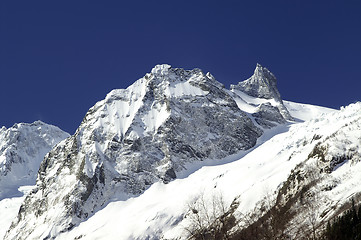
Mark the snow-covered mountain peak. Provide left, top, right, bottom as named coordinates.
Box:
left=0, top=121, right=69, bottom=200
left=0, top=121, right=68, bottom=155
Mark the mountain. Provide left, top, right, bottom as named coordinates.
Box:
left=2, top=64, right=359, bottom=240
left=0, top=121, right=69, bottom=238
left=0, top=121, right=70, bottom=199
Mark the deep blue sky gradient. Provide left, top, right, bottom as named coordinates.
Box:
left=1, top=1, right=360, bottom=134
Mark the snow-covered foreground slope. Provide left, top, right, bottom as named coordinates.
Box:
left=56, top=102, right=350, bottom=240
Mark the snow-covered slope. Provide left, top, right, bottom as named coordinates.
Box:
left=283, top=100, right=336, bottom=122
left=267, top=103, right=361, bottom=238
left=0, top=186, right=35, bottom=239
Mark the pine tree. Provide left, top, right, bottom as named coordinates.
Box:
left=320, top=199, right=361, bottom=240
left=352, top=199, right=358, bottom=225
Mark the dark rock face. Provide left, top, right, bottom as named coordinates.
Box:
left=5, top=65, right=265, bottom=239
left=252, top=103, right=287, bottom=129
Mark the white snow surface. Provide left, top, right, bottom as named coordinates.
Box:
left=283, top=100, right=336, bottom=122
left=56, top=102, right=356, bottom=240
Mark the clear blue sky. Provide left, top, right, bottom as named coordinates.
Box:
left=1, top=1, right=360, bottom=134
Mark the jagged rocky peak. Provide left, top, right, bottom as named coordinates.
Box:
left=0, top=121, right=69, bottom=200
left=231, top=63, right=293, bottom=121
left=231, top=63, right=282, bottom=101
